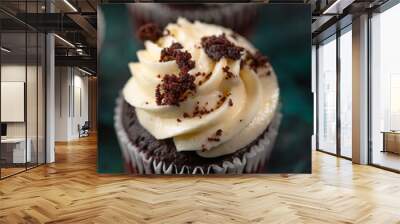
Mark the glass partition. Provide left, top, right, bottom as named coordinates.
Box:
left=0, top=1, right=46, bottom=179
left=1, top=30, right=28, bottom=177
left=317, top=35, right=337, bottom=154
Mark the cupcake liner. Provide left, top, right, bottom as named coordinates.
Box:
left=127, top=3, right=258, bottom=37
left=114, top=96, right=281, bottom=175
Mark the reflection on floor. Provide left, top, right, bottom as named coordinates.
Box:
left=0, top=135, right=400, bottom=223
left=0, top=167, right=25, bottom=177
left=0, top=163, right=42, bottom=178
left=373, top=150, right=400, bottom=171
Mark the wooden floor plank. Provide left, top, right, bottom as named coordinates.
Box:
left=0, top=134, right=400, bottom=223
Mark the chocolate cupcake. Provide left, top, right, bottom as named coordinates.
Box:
left=115, top=18, right=281, bottom=174
left=128, top=3, right=258, bottom=38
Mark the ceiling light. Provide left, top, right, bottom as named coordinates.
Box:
left=54, top=34, right=75, bottom=48
left=323, top=0, right=342, bottom=14
left=322, top=0, right=354, bottom=15
left=63, top=0, right=78, bottom=12
left=1, top=47, right=11, bottom=53
left=78, top=67, right=93, bottom=76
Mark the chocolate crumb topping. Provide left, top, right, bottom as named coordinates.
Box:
left=201, top=34, right=244, bottom=61
left=160, top=42, right=195, bottom=74
left=240, top=119, right=243, bottom=122
left=228, top=99, right=233, bottom=107
left=137, top=23, right=163, bottom=42
left=176, top=51, right=195, bottom=74
left=195, top=72, right=212, bottom=86
left=222, top=66, right=235, bottom=80
left=245, top=51, right=269, bottom=72
left=155, top=73, right=196, bottom=106
left=177, top=118, right=182, bottom=122
left=207, top=129, right=224, bottom=142
left=159, top=42, right=183, bottom=62
left=207, top=137, right=220, bottom=142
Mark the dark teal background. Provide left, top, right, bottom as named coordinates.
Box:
left=98, top=4, right=312, bottom=173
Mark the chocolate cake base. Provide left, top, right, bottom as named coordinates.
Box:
left=121, top=99, right=268, bottom=170
left=114, top=95, right=281, bottom=174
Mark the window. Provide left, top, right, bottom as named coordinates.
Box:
left=339, top=27, right=352, bottom=158
left=317, top=35, right=337, bottom=154
left=370, top=3, right=400, bottom=171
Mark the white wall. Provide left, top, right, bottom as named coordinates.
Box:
left=1, top=65, right=26, bottom=138
left=55, top=67, right=70, bottom=141
left=54, top=67, right=89, bottom=141
left=1, top=63, right=46, bottom=164
left=1, top=65, right=40, bottom=138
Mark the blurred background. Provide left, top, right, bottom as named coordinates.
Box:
left=98, top=3, right=312, bottom=173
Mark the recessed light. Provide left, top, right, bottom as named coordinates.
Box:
left=54, top=34, right=75, bottom=48
left=63, top=0, right=78, bottom=12
left=1, top=47, right=11, bottom=53
left=78, top=67, right=93, bottom=76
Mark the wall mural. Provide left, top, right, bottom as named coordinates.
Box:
left=98, top=3, right=312, bottom=174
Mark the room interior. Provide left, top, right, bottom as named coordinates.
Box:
left=0, top=0, right=400, bottom=223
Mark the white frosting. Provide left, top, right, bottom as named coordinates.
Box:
left=123, top=18, right=279, bottom=158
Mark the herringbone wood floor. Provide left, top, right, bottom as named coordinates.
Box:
left=1, top=135, right=400, bottom=224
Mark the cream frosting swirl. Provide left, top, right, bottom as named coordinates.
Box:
left=123, top=18, right=279, bottom=158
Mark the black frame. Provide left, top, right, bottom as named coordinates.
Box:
left=0, top=0, right=47, bottom=180
left=315, top=23, right=353, bottom=161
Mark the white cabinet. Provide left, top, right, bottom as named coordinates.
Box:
left=1, top=138, right=32, bottom=163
